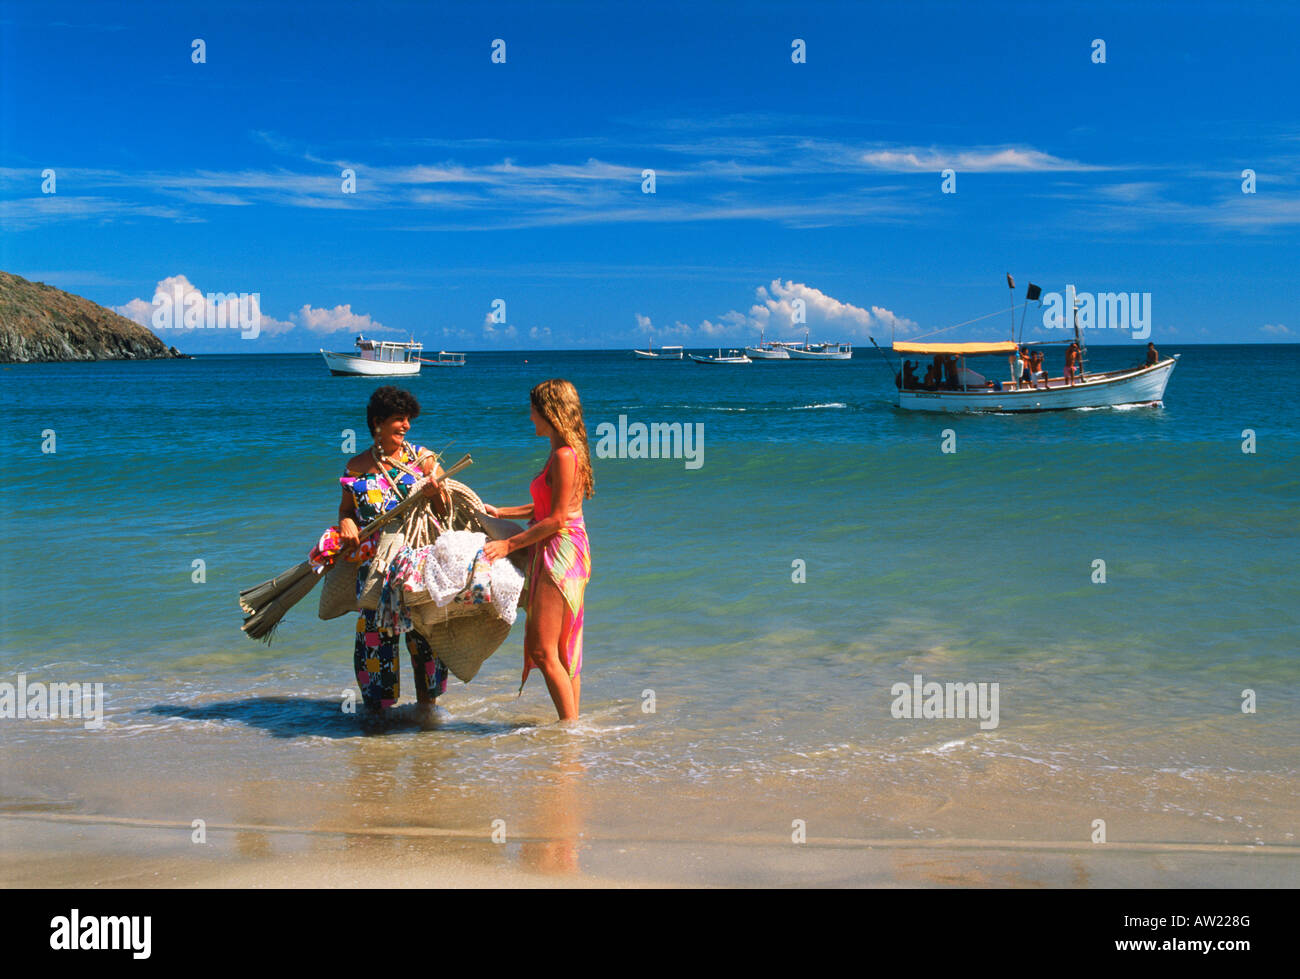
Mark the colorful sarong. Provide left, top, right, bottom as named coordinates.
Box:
left=521, top=515, right=591, bottom=688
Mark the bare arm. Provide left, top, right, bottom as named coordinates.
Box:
left=494, top=447, right=579, bottom=555
left=414, top=449, right=444, bottom=480
left=487, top=502, right=535, bottom=519
left=338, top=485, right=360, bottom=552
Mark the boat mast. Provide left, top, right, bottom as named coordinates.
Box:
left=1073, top=296, right=1088, bottom=370
left=1007, top=274, right=1018, bottom=387
left=1006, top=274, right=1016, bottom=341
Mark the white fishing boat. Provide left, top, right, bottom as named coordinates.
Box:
left=785, top=331, right=853, bottom=360
left=883, top=275, right=1180, bottom=412
left=633, top=341, right=684, bottom=360
left=321, top=335, right=422, bottom=376
left=689, top=348, right=752, bottom=365
left=891, top=340, right=1178, bottom=413
left=744, top=329, right=791, bottom=359
left=418, top=351, right=466, bottom=367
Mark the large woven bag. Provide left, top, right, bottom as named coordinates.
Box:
left=402, top=482, right=527, bottom=683
left=356, top=530, right=408, bottom=610
left=412, top=606, right=515, bottom=683
left=317, top=474, right=523, bottom=684
left=317, top=478, right=491, bottom=621
left=318, top=554, right=364, bottom=621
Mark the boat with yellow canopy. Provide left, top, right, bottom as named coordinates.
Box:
left=887, top=280, right=1178, bottom=413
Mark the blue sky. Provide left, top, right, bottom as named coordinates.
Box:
left=2, top=0, right=1297, bottom=352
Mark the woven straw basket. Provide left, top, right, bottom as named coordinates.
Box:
left=318, top=478, right=526, bottom=683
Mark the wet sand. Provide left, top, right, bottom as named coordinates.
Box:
left=3, top=723, right=1297, bottom=888
left=4, top=812, right=1297, bottom=889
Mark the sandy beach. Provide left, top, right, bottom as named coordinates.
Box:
left=6, top=0, right=1300, bottom=905
left=5, top=811, right=1297, bottom=890
left=4, top=699, right=1297, bottom=888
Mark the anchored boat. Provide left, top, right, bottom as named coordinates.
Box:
left=783, top=330, right=852, bottom=360
left=418, top=351, right=466, bottom=367
left=893, top=339, right=1178, bottom=412
left=321, top=335, right=423, bottom=376
left=744, top=329, right=792, bottom=360
left=689, top=348, right=753, bottom=365
left=633, top=341, right=684, bottom=360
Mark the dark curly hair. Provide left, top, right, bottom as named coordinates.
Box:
left=366, top=386, right=421, bottom=436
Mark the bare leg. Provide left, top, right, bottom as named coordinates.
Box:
left=525, top=575, right=578, bottom=721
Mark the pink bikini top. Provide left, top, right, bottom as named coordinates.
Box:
left=529, top=456, right=553, bottom=521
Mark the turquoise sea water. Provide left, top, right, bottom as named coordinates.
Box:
left=1, top=346, right=1297, bottom=846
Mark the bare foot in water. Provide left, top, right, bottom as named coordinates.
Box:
left=414, top=700, right=446, bottom=728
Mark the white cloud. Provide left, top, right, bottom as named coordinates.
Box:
left=115, top=297, right=154, bottom=325
left=646, top=279, right=917, bottom=342
left=481, top=314, right=517, bottom=341
left=291, top=302, right=383, bottom=334
left=1261, top=323, right=1292, bottom=335
left=868, top=305, right=917, bottom=336
left=635, top=313, right=652, bottom=330
left=115, top=274, right=382, bottom=338
left=858, top=146, right=1097, bottom=173
left=9, top=136, right=1118, bottom=233
left=115, top=274, right=292, bottom=336
left=745, top=279, right=917, bottom=337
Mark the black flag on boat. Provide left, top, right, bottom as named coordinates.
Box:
left=1026, top=283, right=1042, bottom=302
left=1006, top=274, right=1015, bottom=290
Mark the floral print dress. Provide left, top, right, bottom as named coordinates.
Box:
left=342, top=441, right=448, bottom=709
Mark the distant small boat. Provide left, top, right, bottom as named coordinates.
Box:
left=321, top=335, right=422, bottom=376
left=418, top=351, right=466, bottom=367
left=785, top=331, right=853, bottom=360
left=689, top=348, right=752, bottom=365
left=633, top=342, right=684, bottom=360
left=744, top=329, right=792, bottom=359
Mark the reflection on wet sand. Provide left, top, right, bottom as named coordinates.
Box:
left=518, top=737, right=587, bottom=876
left=261, top=706, right=593, bottom=878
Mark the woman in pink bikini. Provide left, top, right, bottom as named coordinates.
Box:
left=482, top=379, right=594, bottom=721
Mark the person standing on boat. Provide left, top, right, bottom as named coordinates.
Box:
left=482, top=379, right=594, bottom=721
left=1065, top=342, right=1081, bottom=386
left=1019, top=347, right=1034, bottom=389
left=337, top=386, right=451, bottom=714
left=1011, top=347, right=1030, bottom=390
left=1145, top=342, right=1160, bottom=366
left=1026, top=349, right=1043, bottom=388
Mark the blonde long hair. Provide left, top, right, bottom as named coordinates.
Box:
left=530, top=378, right=594, bottom=499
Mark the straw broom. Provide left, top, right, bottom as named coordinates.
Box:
left=239, top=454, right=472, bottom=641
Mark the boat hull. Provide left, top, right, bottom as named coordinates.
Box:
left=745, top=347, right=790, bottom=359
left=417, top=353, right=465, bottom=367
left=321, top=350, right=421, bottom=376
left=896, top=357, right=1177, bottom=413
left=786, top=348, right=852, bottom=360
